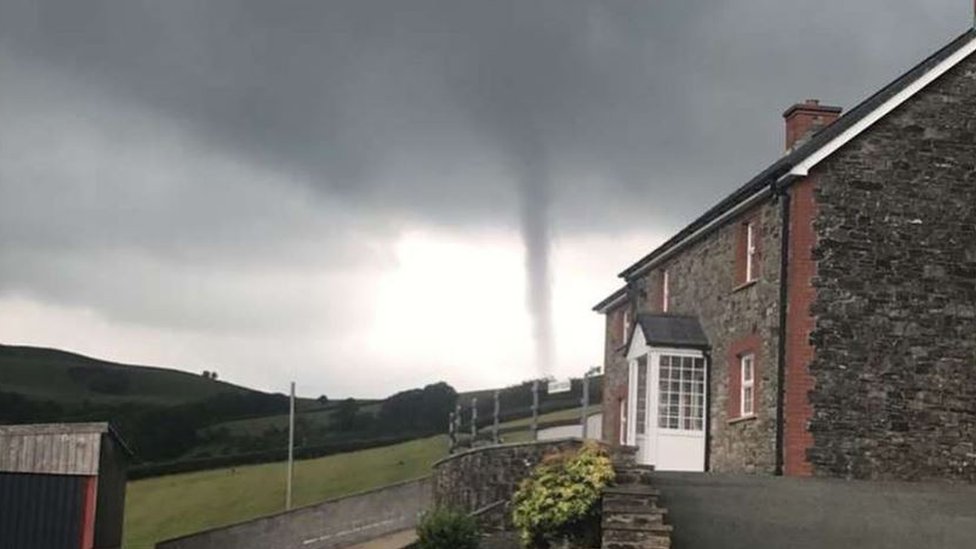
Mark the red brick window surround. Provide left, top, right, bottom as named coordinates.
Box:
left=728, top=334, right=761, bottom=422
left=735, top=216, right=762, bottom=286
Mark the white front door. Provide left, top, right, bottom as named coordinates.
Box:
left=628, top=348, right=707, bottom=472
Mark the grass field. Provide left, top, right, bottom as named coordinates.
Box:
left=123, top=407, right=589, bottom=548
left=123, top=435, right=449, bottom=549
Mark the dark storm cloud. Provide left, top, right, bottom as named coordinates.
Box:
left=0, top=0, right=968, bottom=383
left=2, top=1, right=967, bottom=228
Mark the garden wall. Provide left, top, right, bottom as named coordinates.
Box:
left=155, top=477, right=431, bottom=549
left=432, top=438, right=585, bottom=515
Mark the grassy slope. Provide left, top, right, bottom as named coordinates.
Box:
left=123, top=407, right=584, bottom=548
left=205, top=401, right=382, bottom=437
left=0, top=344, right=261, bottom=405
left=124, top=435, right=449, bottom=549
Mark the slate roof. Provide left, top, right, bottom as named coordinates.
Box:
left=592, top=285, right=628, bottom=313
left=606, top=28, right=976, bottom=286
left=633, top=313, right=710, bottom=350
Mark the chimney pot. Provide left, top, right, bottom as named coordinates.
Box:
left=783, top=99, right=842, bottom=151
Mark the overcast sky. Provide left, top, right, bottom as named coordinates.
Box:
left=0, top=1, right=968, bottom=398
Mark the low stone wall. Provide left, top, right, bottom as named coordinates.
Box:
left=156, top=477, right=431, bottom=549
left=655, top=472, right=976, bottom=549
left=432, top=438, right=585, bottom=515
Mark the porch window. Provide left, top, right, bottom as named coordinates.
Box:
left=658, top=355, right=705, bottom=431
left=740, top=354, right=755, bottom=417
left=635, top=357, right=648, bottom=435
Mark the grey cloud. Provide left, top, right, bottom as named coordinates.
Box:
left=1, top=1, right=965, bottom=228
left=0, top=0, right=969, bottom=388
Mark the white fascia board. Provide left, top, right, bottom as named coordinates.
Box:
left=626, top=186, right=773, bottom=279
left=789, top=36, right=976, bottom=178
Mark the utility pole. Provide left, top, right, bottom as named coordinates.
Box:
left=471, top=398, right=478, bottom=444
left=492, top=390, right=500, bottom=444
left=286, top=381, right=295, bottom=511
left=448, top=411, right=456, bottom=453
left=531, top=379, right=539, bottom=441
left=581, top=366, right=601, bottom=440
left=454, top=403, right=462, bottom=448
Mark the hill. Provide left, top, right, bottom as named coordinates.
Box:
left=1, top=343, right=598, bottom=472
left=0, top=344, right=261, bottom=405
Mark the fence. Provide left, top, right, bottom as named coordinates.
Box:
left=447, top=375, right=602, bottom=453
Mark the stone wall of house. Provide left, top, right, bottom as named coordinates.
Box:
left=808, top=52, right=976, bottom=481
left=627, top=199, right=784, bottom=473
left=431, top=439, right=585, bottom=518
left=601, top=304, right=630, bottom=446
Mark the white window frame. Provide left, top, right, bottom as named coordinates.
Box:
left=740, top=353, right=755, bottom=417
left=619, top=398, right=628, bottom=445
left=662, top=270, right=670, bottom=312
left=621, top=309, right=631, bottom=343
left=745, top=222, right=758, bottom=282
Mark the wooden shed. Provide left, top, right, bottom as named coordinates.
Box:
left=0, top=422, right=132, bottom=549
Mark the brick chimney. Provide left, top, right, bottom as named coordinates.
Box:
left=783, top=99, right=842, bottom=151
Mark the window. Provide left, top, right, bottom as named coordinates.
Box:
left=740, top=354, right=755, bottom=417
left=622, top=309, right=631, bottom=343
left=635, top=357, right=648, bottom=435
left=657, top=355, right=705, bottom=431
left=745, top=222, right=758, bottom=282
left=619, top=398, right=628, bottom=445
left=661, top=270, right=670, bottom=312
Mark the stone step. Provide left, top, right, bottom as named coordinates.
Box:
left=603, top=525, right=673, bottom=546
left=602, top=510, right=667, bottom=530
left=603, top=495, right=660, bottom=511
left=603, top=539, right=671, bottom=549
left=604, top=485, right=660, bottom=497
left=613, top=468, right=656, bottom=486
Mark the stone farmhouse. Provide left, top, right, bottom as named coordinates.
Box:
left=594, top=28, right=976, bottom=481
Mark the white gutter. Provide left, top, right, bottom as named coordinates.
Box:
left=789, top=35, right=976, bottom=177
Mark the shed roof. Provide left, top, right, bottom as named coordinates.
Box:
left=0, top=422, right=132, bottom=476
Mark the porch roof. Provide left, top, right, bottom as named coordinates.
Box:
left=634, top=313, right=710, bottom=350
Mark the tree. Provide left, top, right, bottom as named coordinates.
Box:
left=210, top=371, right=218, bottom=380
left=335, top=398, right=360, bottom=431
left=317, top=395, right=329, bottom=405
left=202, top=370, right=211, bottom=378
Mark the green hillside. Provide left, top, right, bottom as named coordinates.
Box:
left=123, top=406, right=587, bottom=548
left=0, top=344, right=260, bottom=405
left=124, top=435, right=449, bottom=549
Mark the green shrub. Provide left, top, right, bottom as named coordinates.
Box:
left=416, top=506, right=480, bottom=549
left=512, top=443, right=615, bottom=548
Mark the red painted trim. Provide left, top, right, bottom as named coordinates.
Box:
left=784, top=176, right=818, bottom=476
left=79, top=476, right=97, bottom=549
